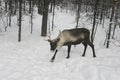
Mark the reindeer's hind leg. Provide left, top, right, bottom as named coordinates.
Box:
left=88, top=41, right=96, bottom=57
left=82, top=42, right=88, bottom=57
left=66, top=45, right=71, bottom=59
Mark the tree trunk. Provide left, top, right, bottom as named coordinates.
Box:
left=106, top=0, right=116, bottom=48
left=30, top=1, right=34, bottom=34
left=38, top=0, right=44, bottom=15
left=8, top=0, right=12, bottom=27
left=52, top=0, right=55, bottom=31
left=41, top=0, right=49, bottom=36
left=23, top=0, right=26, bottom=13
left=112, top=2, right=119, bottom=39
left=100, top=0, right=104, bottom=24
left=5, top=0, right=8, bottom=12
left=91, top=0, right=100, bottom=43
left=76, top=0, right=81, bottom=28
left=18, top=0, right=22, bottom=42
left=29, top=0, right=32, bottom=13
left=14, top=0, right=18, bottom=15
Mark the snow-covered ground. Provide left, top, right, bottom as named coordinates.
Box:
left=0, top=10, right=120, bottom=80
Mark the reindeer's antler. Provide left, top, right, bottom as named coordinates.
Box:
left=46, top=35, right=51, bottom=40
left=44, top=35, right=52, bottom=42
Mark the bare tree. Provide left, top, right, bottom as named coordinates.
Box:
left=18, top=0, right=22, bottom=42
left=106, top=0, right=116, bottom=48
left=41, top=0, right=50, bottom=36
left=30, top=1, right=34, bottom=34
left=76, top=0, right=81, bottom=28
left=91, top=0, right=100, bottom=43
left=112, top=1, right=119, bottom=39
left=8, top=0, right=12, bottom=27
left=51, top=0, right=55, bottom=31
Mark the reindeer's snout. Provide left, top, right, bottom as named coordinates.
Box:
left=50, top=47, right=56, bottom=51
left=50, top=48, right=54, bottom=51
left=50, top=50, right=54, bottom=53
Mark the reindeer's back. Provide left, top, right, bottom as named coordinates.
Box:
left=68, top=28, right=90, bottom=37
left=59, top=28, right=90, bottom=42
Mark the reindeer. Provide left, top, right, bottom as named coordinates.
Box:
left=47, top=28, right=96, bottom=62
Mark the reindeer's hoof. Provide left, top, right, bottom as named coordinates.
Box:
left=82, top=55, right=85, bottom=57
left=66, top=56, right=70, bottom=59
left=50, top=59, right=54, bottom=62
left=93, top=56, right=96, bottom=58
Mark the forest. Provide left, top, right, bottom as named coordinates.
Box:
left=0, top=0, right=120, bottom=47
left=0, top=0, right=120, bottom=80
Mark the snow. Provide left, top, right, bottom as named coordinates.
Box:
left=0, top=10, right=120, bottom=80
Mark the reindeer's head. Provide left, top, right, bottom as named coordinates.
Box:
left=47, top=38, right=60, bottom=51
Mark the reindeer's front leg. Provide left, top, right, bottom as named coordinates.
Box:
left=50, top=50, right=58, bottom=62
